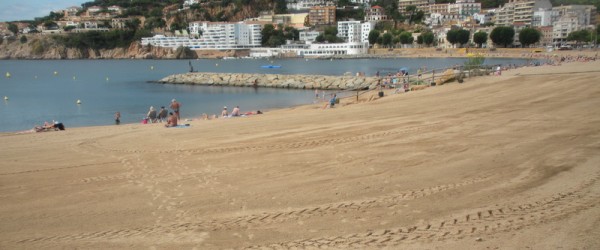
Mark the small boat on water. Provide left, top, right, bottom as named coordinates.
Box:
left=261, top=65, right=281, bottom=69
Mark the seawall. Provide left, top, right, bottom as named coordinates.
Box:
left=157, top=72, right=381, bottom=90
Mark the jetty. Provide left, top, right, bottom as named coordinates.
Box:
left=156, top=73, right=381, bottom=90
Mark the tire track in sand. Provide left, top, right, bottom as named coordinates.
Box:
left=13, top=175, right=488, bottom=244
left=243, top=172, right=600, bottom=249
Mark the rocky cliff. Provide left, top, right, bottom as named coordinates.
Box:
left=0, top=35, right=197, bottom=59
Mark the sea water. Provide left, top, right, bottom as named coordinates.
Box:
left=0, top=58, right=536, bottom=132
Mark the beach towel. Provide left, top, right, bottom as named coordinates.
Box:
left=171, top=124, right=190, bottom=128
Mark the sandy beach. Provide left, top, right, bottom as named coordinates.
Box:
left=1, top=58, right=599, bottom=249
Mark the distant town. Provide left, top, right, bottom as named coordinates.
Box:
left=0, top=0, right=598, bottom=58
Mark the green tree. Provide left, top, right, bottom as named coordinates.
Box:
left=125, top=18, right=141, bottom=30
left=392, top=36, right=400, bottom=46
left=519, top=27, right=541, bottom=47
left=417, top=32, right=434, bottom=46
left=20, top=35, right=28, bottom=44
left=406, top=5, right=417, bottom=24
left=274, top=0, right=288, bottom=14
left=8, top=23, right=18, bottom=35
left=261, top=24, right=275, bottom=46
left=473, top=31, right=488, bottom=48
left=368, top=30, right=380, bottom=45
left=567, top=29, right=591, bottom=45
left=490, top=26, right=515, bottom=47
left=382, top=33, right=393, bottom=47
left=422, top=32, right=434, bottom=46
left=446, top=29, right=458, bottom=46
left=399, top=31, right=413, bottom=45
left=456, top=29, right=470, bottom=46
left=315, top=34, right=325, bottom=43
left=323, top=26, right=338, bottom=36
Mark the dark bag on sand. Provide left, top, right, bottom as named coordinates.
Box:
left=56, top=123, right=65, bottom=130
left=378, top=91, right=384, bottom=97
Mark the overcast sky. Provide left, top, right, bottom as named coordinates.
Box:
left=0, top=0, right=88, bottom=22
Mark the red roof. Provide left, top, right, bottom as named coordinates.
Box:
left=371, top=5, right=383, bottom=9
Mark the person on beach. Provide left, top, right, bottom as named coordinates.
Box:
left=329, top=94, right=337, bottom=108
left=221, top=106, right=228, bottom=118
left=157, top=106, right=168, bottom=122
left=147, top=106, right=157, bottom=123
left=165, top=112, right=178, bottom=127
left=115, top=112, right=121, bottom=125
left=231, top=106, right=240, bottom=117
left=170, top=99, right=181, bottom=121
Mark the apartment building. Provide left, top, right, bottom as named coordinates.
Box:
left=398, top=0, right=434, bottom=16
left=337, top=21, right=374, bottom=43
left=536, top=26, right=553, bottom=46
left=308, top=6, right=336, bottom=26
left=429, top=4, right=450, bottom=15
left=553, top=5, right=597, bottom=27
left=552, top=13, right=581, bottom=44
left=532, top=8, right=559, bottom=27
left=494, top=0, right=552, bottom=26
left=452, top=0, right=481, bottom=17
left=185, top=21, right=262, bottom=49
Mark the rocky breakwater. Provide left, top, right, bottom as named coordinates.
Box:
left=157, top=72, right=380, bottom=90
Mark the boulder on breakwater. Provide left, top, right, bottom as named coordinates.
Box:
left=156, top=72, right=381, bottom=90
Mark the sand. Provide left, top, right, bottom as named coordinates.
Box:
left=1, top=58, right=600, bottom=249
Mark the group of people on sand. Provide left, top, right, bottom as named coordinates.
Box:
left=114, top=99, right=182, bottom=128
left=147, top=99, right=180, bottom=127
left=200, top=105, right=263, bottom=120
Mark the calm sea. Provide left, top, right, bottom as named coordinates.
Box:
left=0, top=57, right=536, bottom=132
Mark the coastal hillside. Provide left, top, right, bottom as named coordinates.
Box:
left=0, top=35, right=181, bottom=59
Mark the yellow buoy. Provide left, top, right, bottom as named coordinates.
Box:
left=76, top=99, right=82, bottom=104
left=150, top=66, right=154, bottom=70
left=5, top=72, right=11, bottom=78
left=54, top=71, right=58, bottom=75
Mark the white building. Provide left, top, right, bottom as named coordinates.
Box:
left=349, top=0, right=371, bottom=5
left=299, top=31, right=320, bottom=42
left=183, top=0, right=200, bottom=7
left=553, top=5, right=597, bottom=28
left=473, top=11, right=494, bottom=25
left=287, top=0, right=332, bottom=11
left=188, top=21, right=262, bottom=47
left=532, top=8, right=558, bottom=27
left=143, top=22, right=262, bottom=50
left=452, top=0, right=481, bottom=17
left=494, top=0, right=552, bottom=26
left=280, top=42, right=369, bottom=57
left=337, top=21, right=374, bottom=44
left=427, top=13, right=460, bottom=26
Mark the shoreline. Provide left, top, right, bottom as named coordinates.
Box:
left=4, top=58, right=591, bottom=135
left=0, top=47, right=597, bottom=60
